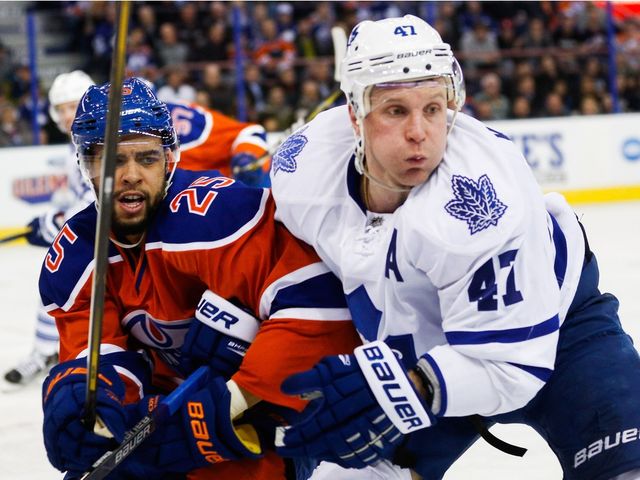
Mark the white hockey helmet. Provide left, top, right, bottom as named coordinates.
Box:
left=48, top=70, right=95, bottom=130
left=340, top=14, right=465, bottom=120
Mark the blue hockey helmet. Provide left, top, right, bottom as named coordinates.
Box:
left=72, top=77, right=179, bottom=158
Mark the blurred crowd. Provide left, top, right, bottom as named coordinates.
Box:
left=0, top=1, right=639, bottom=147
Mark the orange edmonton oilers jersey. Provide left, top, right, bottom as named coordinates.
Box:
left=168, top=102, right=270, bottom=176
left=39, top=169, right=360, bottom=479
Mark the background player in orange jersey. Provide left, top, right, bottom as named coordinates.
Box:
left=168, top=101, right=271, bottom=188
left=39, top=77, right=359, bottom=479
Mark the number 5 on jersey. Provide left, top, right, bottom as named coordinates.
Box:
left=468, top=249, right=523, bottom=311
left=45, top=224, right=78, bottom=273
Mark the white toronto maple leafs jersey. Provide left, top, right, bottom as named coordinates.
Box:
left=270, top=106, right=586, bottom=418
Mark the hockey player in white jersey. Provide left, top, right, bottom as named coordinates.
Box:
left=3, top=70, right=95, bottom=385
left=271, top=15, right=640, bottom=480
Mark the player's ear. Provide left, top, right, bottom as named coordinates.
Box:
left=165, top=147, right=179, bottom=171
left=348, top=105, right=361, bottom=136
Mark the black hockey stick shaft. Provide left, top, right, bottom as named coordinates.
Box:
left=80, top=366, right=210, bottom=480
left=83, top=0, right=131, bottom=431
left=0, top=228, right=32, bottom=244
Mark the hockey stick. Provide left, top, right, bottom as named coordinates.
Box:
left=83, top=0, right=131, bottom=432
left=0, top=228, right=31, bottom=244
left=233, top=26, right=349, bottom=175
left=80, top=365, right=210, bottom=480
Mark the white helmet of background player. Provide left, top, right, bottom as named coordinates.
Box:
left=48, top=70, right=95, bottom=133
left=340, top=15, right=465, bottom=176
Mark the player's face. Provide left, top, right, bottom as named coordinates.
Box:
left=86, top=135, right=167, bottom=242
left=54, top=101, right=80, bottom=135
left=360, top=80, right=448, bottom=189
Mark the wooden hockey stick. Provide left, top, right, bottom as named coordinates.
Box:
left=233, top=26, right=349, bottom=175
left=83, top=0, right=131, bottom=432
left=80, top=366, right=210, bottom=480
left=0, top=228, right=32, bottom=244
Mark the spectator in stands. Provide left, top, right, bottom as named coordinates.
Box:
left=295, top=16, right=320, bottom=59
left=551, top=78, right=575, bottom=111
left=497, top=18, right=517, bottom=50
left=511, top=95, right=533, bottom=119
left=430, top=2, right=460, bottom=49
left=515, top=17, right=553, bottom=51
left=253, top=18, right=296, bottom=86
left=277, top=68, right=300, bottom=107
left=310, top=2, right=337, bottom=56
left=618, top=16, right=640, bottom=70
left=199, top=63, right=234, bottom=115
left=459, top=18, right=500, bottom=82
left=263, top=85, right=294, bottom=130
left=275, top=2, right=297, bottom=42
left=474, top=72, right=510, bottom=120
left=296, top=78, right=321, bottom=119
left=0, top=103, right=33, bottom=147
left=190, top=21, right=230, bottom=63
left=9, top=64, right=31, bottom=101
left=206, top=1, right=229, bottom=28
left=82, top=1, right=116, bottom=82
left=620, top=73, right=640, bottom=111
left=260, top=113, right=280, bottom=133
left=176, top=2, right=205, bottom=52
left=541, top=92, right=569, bottom=117
left=156, top=67, right=196, bottom=104
left=552, top=11, right=583, bottom=49
left=0, top=40, right=13, bottom=83
left=473, top=100, right=494, bottom=121
left=304, top=60, right=333, bottom=97
left=457, top=1, right=493, bottom=33
left=126, top=26, right=156, bottom=77
left=244, top=64, right=267, bottom=121
left=579, top=76, right=602, bottom=105
left=580, top=3, right=608, bottom=48
left=535, top=55, right=561, bottom=101
left=156, top=22, right=188, bottom=68
left=515, top=73, right=540, bottom=114
left=194, top=90, right=211, bottom=110
left=135, top=4, right=159, bottom=48
left=584, top=57, right=608, bottom=94
left=579, top=94, right=602, bottom=115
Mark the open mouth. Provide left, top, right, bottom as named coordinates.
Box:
left=117, top=192, right=146, bottom=215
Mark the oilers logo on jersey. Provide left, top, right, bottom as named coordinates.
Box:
left=121, top=310, right=191, bottom=349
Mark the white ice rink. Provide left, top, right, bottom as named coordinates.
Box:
left=1, top=201, right=639, bottom=479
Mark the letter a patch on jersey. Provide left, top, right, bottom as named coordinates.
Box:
left=445, top=174, right=507, bottom=234
left=385, top=228, right=404, bottom=282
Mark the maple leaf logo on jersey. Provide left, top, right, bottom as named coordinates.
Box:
left=445, top=174, right=507, bottom=234
left=272, top=127, right=308, bottom=174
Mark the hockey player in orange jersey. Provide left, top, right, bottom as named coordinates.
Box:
left=168, top=101, right=271, bottom=187
left=39, top=77, right=359, bottom=479
left=5, top=86, right=271, bottom=389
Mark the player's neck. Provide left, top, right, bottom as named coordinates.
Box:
left=362, top=175, right=408, bottom=213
